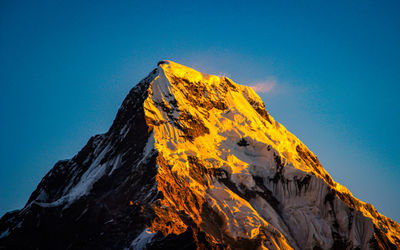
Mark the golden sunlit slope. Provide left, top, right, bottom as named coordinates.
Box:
left=142, top=60, right=399, bottom=249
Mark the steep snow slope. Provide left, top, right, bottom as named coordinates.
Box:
left=0, top=60, right=399, bottom=249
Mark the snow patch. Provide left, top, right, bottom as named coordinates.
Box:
left=135, top=133, right=155, bottom=167
left=108, top=154, right=122, bottom=176
left=104, top=219, right=114, bottom=224
left=127, top=228, right=156, bottom=250
left=35, top=143, right=112, bottom=208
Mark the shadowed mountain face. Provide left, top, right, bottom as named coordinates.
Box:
left=1, top=61, right=399, bottom=250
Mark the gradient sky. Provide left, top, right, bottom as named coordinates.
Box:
left=1, top=0, right=399, bottom=222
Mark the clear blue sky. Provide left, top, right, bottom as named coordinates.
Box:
left=1, top=0, right=399, bottom=222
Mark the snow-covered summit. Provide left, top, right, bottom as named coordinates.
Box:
left=0, top=61, right=399, bottom=249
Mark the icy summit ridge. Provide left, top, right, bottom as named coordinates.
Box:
left=1, top=60, right=399, bottom=249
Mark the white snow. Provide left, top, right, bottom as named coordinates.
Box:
left=108, top=154, right=122, bottom=176
left=134, top=133, right=155, bottom=167
left=65, top=145, right=109, bottom=204
left=35, top=143, right=112, bottom=208
left=104, top=219, right=114, bottom=224
left=127, top=228, right=156, bottom=250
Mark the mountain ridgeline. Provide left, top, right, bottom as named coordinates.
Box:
left=1, top=61, right=399, bottom=249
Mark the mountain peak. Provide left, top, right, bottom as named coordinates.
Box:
left=1, top=61, right=399, bottom=249
left=156, top=60, right=222, bottom=88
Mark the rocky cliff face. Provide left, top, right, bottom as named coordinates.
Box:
left=1, top=61, right=399, bottom=249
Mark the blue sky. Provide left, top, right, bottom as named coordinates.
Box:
left=1, top=0, right=399, bottom=222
